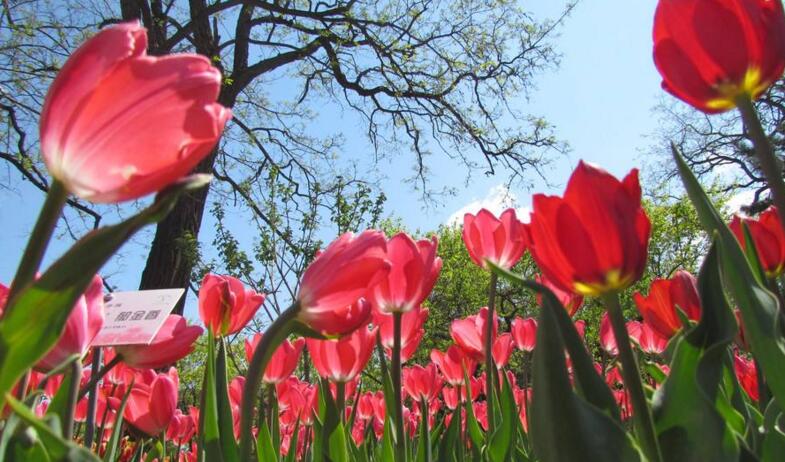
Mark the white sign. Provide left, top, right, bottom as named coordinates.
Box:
left=92, top=288, right=184, bottom=346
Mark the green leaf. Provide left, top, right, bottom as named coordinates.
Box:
left=462, top=368, right=485, bottom=458
left=437, top=409, right=461, bottom=462
left=527, top=285, right=640, bottom=462
left=215, top=338, right=239, bottom=462
left=203, top=333, right=225, bottom=462
left=487, top=372, right=517, bottom=462
left=0, top=175, right=210, bottom=406
left=256, top=422, right=277, bottom=462
left=5, top=394, right=100, bottom=461
left=327, top=422, right=350, bottom=462
left=672, top=145, right=785, bottom=413
left=416, top=399, right=432, bottom=462
left=45, top=357, right=80, bottom=429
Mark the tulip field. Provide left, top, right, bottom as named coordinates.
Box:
left=3, top=1, right=785, bottom=461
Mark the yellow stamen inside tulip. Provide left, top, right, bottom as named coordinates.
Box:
left=707, top=68, right=769, bottom=111
left=573, top=269, right=634, bottom=297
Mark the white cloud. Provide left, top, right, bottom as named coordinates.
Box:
left=445, top=184, right=531, bottom=226
left=726, top=189, right=756, bottom=215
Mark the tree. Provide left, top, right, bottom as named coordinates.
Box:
left=650, top=79, right=785, bottom=214
left=0, top=0, right=571, bottom=314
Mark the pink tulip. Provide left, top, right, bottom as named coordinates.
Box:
left=403, top=363, right=443, bottom=402
left=39, top=22, right=231, bottom=203
left=463, top=208, right=528, bottom=270
left=198, top=274, right=265, bottom=337
left=600, top=312, right=619, bottom=356
left=245, top=333, right=305, bottom=385
left=36, top=275, right=105, bottom=372
left=356, top=392, right=375, bottom=421
left=369, top=233, right=441, bottom=314
left=120, top=368, right=178, bottom=437
left=167, top=409, right=196, bottom=444
left=450, top=307, right=498, bottom=361
left=629, top=322, right=668, bottom=355
left=492, top=333, right=514, bottom=368
left=307, top=326, right=377, bottom=383
left=116, top=315, right=202, bottom=369
left=430, top=345, right=476, bottom=386
left=373, top=305, right=428, bottom=362
left=535, top=273, right=584, bottom=316
left=511, top=317, right=537, bottom=352
left=297, top=231, right=390, bottom=336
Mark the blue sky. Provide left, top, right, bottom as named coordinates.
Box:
left=0, top=0, right=666, bottom=319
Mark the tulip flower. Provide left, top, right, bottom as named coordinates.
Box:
left=734, top=353, right=759, bottom=401
left=167, top=409, right=196, bottom=445
left=463, top=208, right=528, bottom=270
left=356, top=392, right=375, bottom=421
left=115, top=315, right=202, bottom=369
left=511, top=317, right=537, bottom=352
left=600, top=312, right=619, bottom=356
left=0, top=283, right=7, bottom=310
left=633, top=270, right=701, bottom=339
left=630, top=322, right=669, bottom=355
left=535, top=273, right=584, bottom=316
left=198, top=274, right=265, bottom=337
left=120, top=368, right=179, bottom=437
left=652, top=0, right=785, bottom=114
left=39, top=22, right=231, bottom=202
left=450, top=307, right=498, bottom=362
left=369, top=233, right=441, bottom=314
left=36, top=275, right=105, bottom=372
left=730, top=207, right=785, bottom=278
left=373, top=305, right=428, bottom=362
left=403, top=364, right=443, bottom=402
left=528, top=161, right=650, bottom=296
left=430, top=345, right=476, bottom=386
left=492, top=333, right=514, bottom=368
left=307, top=326, right=377, bottom=383
left=245, top=333, right=304, bottom=384
left=296, top=231, right=390, bottom=337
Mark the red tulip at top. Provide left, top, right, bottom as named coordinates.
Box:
left=653, top=0, right=785, bottom=114
left=307, top=326, right=377, bottom=383
left=463, top=208, right=528, bottom=270
left=297, top=231, right=390, bottom=337
left=37, top=275, right=105, bottom=372
left=369, top=233, right=441, bottom=314
left=198, top=274, right=265, bottom=337
left=528, top=161, right=651, bottom=297
left=40, top=22, right=231, bottom=202
left=115, top=315, right=202, bottom=369
left=245, top=333, right=305, bottom=384
left=633, top=270, right=702, bottom=339
left=730, top=206, right=785, bottom=278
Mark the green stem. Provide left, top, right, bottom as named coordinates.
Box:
left=484, top=272, right=497, bottom=433
left=239, top=303, right=299, bottom=461
left=602, top=292, right=662, bottom=462
left=63, top=360, right=82, bottom=441
left=420, top=397, right=432, bottom=462
left=78, top=353, right=121, bottom=401
left=391, top=311, right=405, bottom=460
left=6, top=180, right=67, bottom=307
left=83, top=347, right=103, bottom=448
left=736, top=96, right=785, bottom=234
left=336, top=381, right=346, bottom=425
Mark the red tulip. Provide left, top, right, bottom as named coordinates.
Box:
left=245, top=334, right=304, bottom=385
left=430, top=345, right=476, bottom=386
left=0, top=283, right=8, bottom=311
left=115, top=315, right=202, bottom=369
left=528, top=161, right=650, bottom=296
left=600, top=312, right=619, bottom=356
left=307, top=326, right=377, bottom=383
left=297, top=231, right=390, bottom=336
left=730, top=207, right=785, bottom=278
left=120, top=368, right=178, bottom=437
left=463, top=208, right=527, bottom=270
left=653, top=0, right=785, bottom=114
left=535, top=273, right=584, bottom=316
left=492, top=333, right=514, bottom=368
left=198, top=274, right=265, bottom=337
left=735, top=309, right=750, bottom=350
left=403, top=363, right=443, bottom=402
left=450, top=307, right=498, bottom=362
left=37, top=275, right=105, bottom=372
left=167, top=409, right=196, bottom=444
left=441, top=377, right=482, bottom=409
left=369, top=233, right=441, bottom=314
left=373, top=305, right=428, bottom=362
left=734, top=353, right=759, bottom=401
left=511, top=317, right=537, bottom=352
left=574, top=319, right=587, bottom=339
left=357, top=392, right=375, bottom=421
left=630, top=322, right=669, bottom=355
left=40, top=22, right=231, bottom=203
left=633, top=270, right=702, bottom=339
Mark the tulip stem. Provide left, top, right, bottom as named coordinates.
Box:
left=6, top=179, right=67, bottom=309
left=336, top=381, right=346, bottom=424
left=63, top=359, right=82, bottom=441
left=391, top=311, right=405, bottom=460
left=602, top=293, right=662, bottom=462
left=78, top=354, right=121, bottom=401
left=736, top=96, right=785, bottom=234
left=83, top=347, right=103, bottom=449
left=239, top=303, right=299, bottom=461
left=485, top=272, right=497, bottom=434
